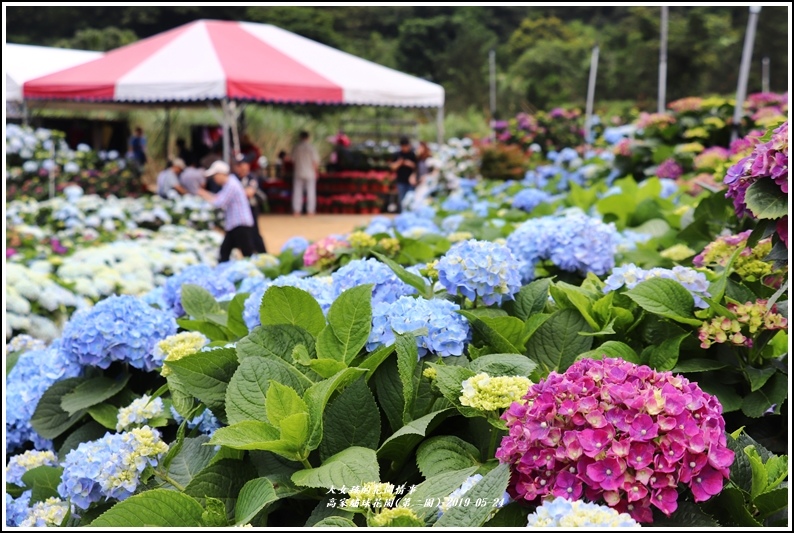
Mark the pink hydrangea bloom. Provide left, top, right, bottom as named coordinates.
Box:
left=496, top=358, right=734, bottom=523
left=302, top=235, right=349, bottom=268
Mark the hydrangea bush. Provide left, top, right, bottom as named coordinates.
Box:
left=496, top=358, right=735, bottom=522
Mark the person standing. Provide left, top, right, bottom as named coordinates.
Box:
left=390, top=137, right=417, bottom=211
left=179, top=158, right=206, bottom=195
left=233, top=153, right=268, bottom=253
left=291, top=131, right=320, bottom=216
left=196, top=161, right=257, bottom=263
left=156, top=158, right=187, bottom=198
left=128, top=126, right=148, bottom=172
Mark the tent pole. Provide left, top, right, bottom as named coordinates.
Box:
left=163, top=106, right=171, bottom=162
left=731, top=6, right=762, bottom=142
left=230, top=100, right=241, bottom=155
left=436, top=107, right=444, bottom=145
left=221, top=98, right=231, bottom=163
left=584, top=44, right=600, bottom=145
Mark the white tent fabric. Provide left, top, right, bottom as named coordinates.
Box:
left=5, top=43, right=102, bottom=102
left=23, top=20, right=444, bottom=108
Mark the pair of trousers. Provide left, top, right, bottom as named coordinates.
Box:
left=292, top=176, right=316, bottom=215
left=396, top=182, right=414, bottom=212
left=250, top=205, right=267, bottom=254
left=219, top=226, right=256, bottom=263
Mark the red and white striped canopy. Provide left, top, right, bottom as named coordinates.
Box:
left=23, top=19, right=444, bottom=108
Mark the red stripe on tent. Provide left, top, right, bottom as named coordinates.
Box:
left=23, top=23, right=193, bottom=100
left=206, top=21, right=344, bottom=103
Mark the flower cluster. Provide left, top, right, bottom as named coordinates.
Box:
left=436, top=240, right=521, bottom=306
left=18, top=497, right=72, bottom=527
left=303, top=235, right=350, bottom=269
left=161, top=264, right=237, bottom=317
left=6, top=342, right=83, bottom=451
left=368, top=296, right=470, bottom=358
left=724, top=121, right=787, bottom=225
left=655, top=158, right=683, bottom=180
left=170, top=406, right=221, bottom=436
left=58, top=426, right=169, bottom=510
left=378, top=237, right=400, bottom=256
left=6, top=450, right=60, bottom=485
left=441, top=196, right=471, bottom=212
left=215, top=260, right=265, bottom=285
left=636, top=112, right=676, bottom=131
left=698, top=299, right=788, bottom=349
left=604, top=264, right=711, bottom=308
left=393, top=212, right=440, bottom=235
left=507, top=212, right=620, bottom=282
left=693, top=230, right=778, bottom=280
left=243, top=274, right=337, bottom=330
left=6, top=492, right=33, bottom=527
left=526, top=498, right=640, bottom=527
left=511, top=188, right=553, bottom=212
left=459, top=373, right=533, bottom=411
left=281, top=236, right=310, bottom=255
left=331, top=258, right=414, bottom=305
left=153, top=331, right=210, bottom=376
left=116, top=395, right=165, bottom=431
left=496, top=358, right=735, bottom=523
left=6, top=334, right=48, bottom=355
left=347, top=230, right=377, bottom=249
left=59, top=294, right=177, bottom=372
left=693, top=146, right=730, bottom=172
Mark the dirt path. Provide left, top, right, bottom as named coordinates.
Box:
left=257, top=214, right=386, bottom=253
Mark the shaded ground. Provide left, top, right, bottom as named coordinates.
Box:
left=257, top=214, right=384, bottom=254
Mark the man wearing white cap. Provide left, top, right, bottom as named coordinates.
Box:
left=156, top=158, right=187, bottom=198
left=196, top=161, right=256, bottom=262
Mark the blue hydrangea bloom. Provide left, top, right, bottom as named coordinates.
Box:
left=6, top=343, right=82, bottom=452
left=507, top=212, right=620, bottom=282
left=281, top=236, right=310, bottom=255
left=557, top=147, right=580, bottom=163
left=490, top=181, right=514, bottom=196
left=140, top=286, right=169, bottom=311
left=512, top=188, right=553, bottom=212
left=364, top=216, right=394, bottom=235
left=170, top=406, right=221, bottom=437
left=411, top=205, right=437, bottom=219
left=441, top=214, right=465, bottom=234
left=242, top=280, right=273, bottom=331
left=214, top=260, right=264, bottom=285
left=243, top=274, right=336, bottom=330
left=526, top=498, right=640, bottom=527
left=6, top=450, right=60, bottom=485
left=367, top=296, right=470, bottom=358
left=238, top=275, right=270, bottom=296
left=471, top=200, right=494, bottom=217
left=441, top=196, right=470, bottom=212
left=161, top=264, right=236, bottom=316
left=58, top=427, right=168, bottom=510
left=604, top=264, right=711, bottom=308
left=332, top=259, right=415, bottom=305
left=59, top=295, right=177, bottom=372
left=6, top=491, right=32, bottom=527
left=660, top=178, right=679, bottom=199
left=393, top=212, right=439, bottom=235
left=437, top=240, right=522, bottom=306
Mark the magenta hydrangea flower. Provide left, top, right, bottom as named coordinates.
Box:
left=496, top=358, right=734, bottom=524
left=656, top=158, right=683, bottom=180
left=725, top=121, right=788, bottom=221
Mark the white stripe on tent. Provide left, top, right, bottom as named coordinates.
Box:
left=239, top=22, right=444, bottom=108
left=116, top=22, right=226, bottom=101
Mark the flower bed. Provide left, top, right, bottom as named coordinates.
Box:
left=4, top=120, right=789, bottom=528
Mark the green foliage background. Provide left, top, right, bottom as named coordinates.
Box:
left=7, top=5, right=789, bottom=114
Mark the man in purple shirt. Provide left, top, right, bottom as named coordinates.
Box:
left=196, top=161, right=256, bottom=262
